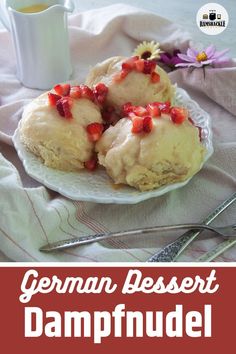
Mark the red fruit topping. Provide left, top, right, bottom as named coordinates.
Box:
left=54, top=83, right=71, bottom=96
left=86, top=122, right=104, bottom=142
left=143, top=60, right=156, bottom=74
left=158, top=101, right=171, bottom=114
left=151, top=71, right=160, bottom=83
left=170, top=107, right=188, bottom=124
left=94, top=83, right=108, bottom=95
left=146, top=103, right=161, bottom=117
left=133, top=106, right=148, bottom=117
left=80, top=85, right=94, bottom=101
left=120, top=69, right=130, bottom=79
left=48, top=92, right=61, bottom=106
left=113, top=69, right=130, bottom=83
left=143, top=116, right=153, bottom=133
left=131, top=116, right=143, bottom=134
left=84, top=155, right=98, bottom=171
left=70, top=86, right=82, bottom=99
left=122, top=102, right=133, bottom=116
left=56, top=97, right=73, bottom=119
left=135, top=59, right=145, bottom=72
left=128, top=112, right=137, bottom=118
left=93, top=83, right=108, bottom=105
left=122, top=56, right=139, bottom=71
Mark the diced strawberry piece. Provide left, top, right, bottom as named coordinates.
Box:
left=131, top=117, right=143, bottom=134
left=170, top=107, right=188, bottom=124
left=135, top=59, right=145, bottom=72
left=93, top=83, right=108, bottom=105
left=132, top=106, right=148, bottom=117
left=143, top=60, right=156, bottom=74
left=122, top=62, right=133, bottom=71
left=56, top=97, right=73, bottom=119
left=143, top=116, right=153, bottom=133
left=146, top=103, right=161, bottom=117
left=70, top=86, right=82, bottom=99
left=122, top=56, right=139, bottom=71
left=80, top=85, right=95, bottom=101
left=95, top=95, right=104, bottom=104
left=86, top=122, right=104, bottom=142
left=84, top=155, right=98, bottom=171
left=128, top=112, right=136, bottom=119
left=158, top=101, right=171, bottom=114
left=56, top=100, right=64, bottom=117
left=122, top=102, right=133, bottom=116
left=48, top=92, right=61, bottom=106
left=151, top=71, right=160, bottom=83
left=54, top=83, right=71, bottom=96
left=112, top=69, right=129, bottom=83
left=120, top=69, right=130, bottom=79
left=94, top=83, right=108, bottom=96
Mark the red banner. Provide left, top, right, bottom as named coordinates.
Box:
left=0, top=266, right=235, bottom=353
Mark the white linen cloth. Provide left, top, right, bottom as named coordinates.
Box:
left=0, top=4, right=235, bottom=262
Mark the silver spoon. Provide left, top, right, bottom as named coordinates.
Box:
left=40, top=223, right=236, bottom=252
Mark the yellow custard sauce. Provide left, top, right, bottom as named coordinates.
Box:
left=18, top=4, right=49, bottom=13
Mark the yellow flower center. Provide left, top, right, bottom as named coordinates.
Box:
left=196, top=51, right=208, bottom=62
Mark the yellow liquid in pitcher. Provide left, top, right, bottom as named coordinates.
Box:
left=18, top=4, right=50, bottom=13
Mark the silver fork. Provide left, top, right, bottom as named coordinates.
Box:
left=147, top=192, right=236, bottom=262
left=40, top=223, right=236, bottom=252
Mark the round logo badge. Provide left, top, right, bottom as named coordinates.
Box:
left=196, top=3, right=229, bottom=35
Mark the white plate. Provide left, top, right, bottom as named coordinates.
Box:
left=12, top=87, right=213, bottom=204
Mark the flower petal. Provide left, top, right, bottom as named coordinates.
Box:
left=187, top=48, right=198, bottom=58
left=213, top=48, right=230, bottom=59
left=190, top=62, right=203, bottom=68
left=175, top=63, right=192, bottom=67
left=160, top=53, right=171, bottom=65
left=176, top=62, right=202, bottom=68
left=201, top=59, right=213, bottom=65
left=177, top=53, right=195, bottom=62
left=171, top=57, right=183, bottom=65
left=205, top=45, right=216, bottom=58
left=213, top=58, right=231, bottom=66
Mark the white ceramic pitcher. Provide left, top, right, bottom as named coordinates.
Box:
left=0, top=0, right=74, bottom=89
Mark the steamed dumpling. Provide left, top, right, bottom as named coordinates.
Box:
left=86, top=56, right=174, bottom=109
left=19, top=92, right=102, bottom=171
left=96, top=111, right=205, bottom=191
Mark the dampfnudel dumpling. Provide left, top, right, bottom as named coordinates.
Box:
left=96, top=104, right=205, bottom=191
left=19, top=85, right=103, bottom=171
left=86, top=56, right=174, bottom=110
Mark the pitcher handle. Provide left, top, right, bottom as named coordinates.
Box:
left=65, top=0, right=75, bottom=13
left=0, top=0, right=10, bottom=31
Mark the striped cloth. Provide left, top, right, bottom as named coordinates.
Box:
left=0, top=4, right=235, bottom=262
